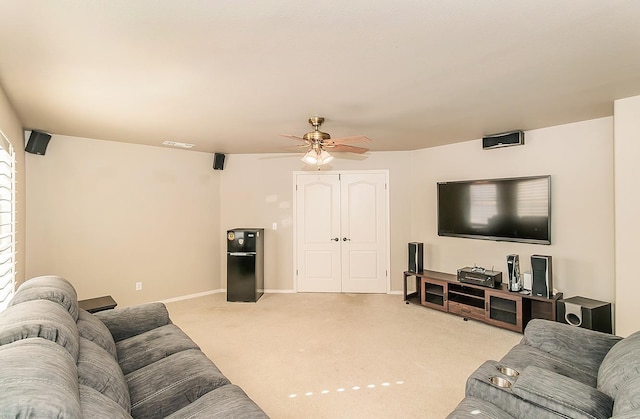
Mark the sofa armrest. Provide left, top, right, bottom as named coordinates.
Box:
left=94, top=302, right=171, bottom=342
left=512, top=366, right=613, bottom=419
left=523, top=319, right=622, bottom=373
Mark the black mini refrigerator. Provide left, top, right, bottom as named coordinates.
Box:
left=226, top=228, right=264, bottom=302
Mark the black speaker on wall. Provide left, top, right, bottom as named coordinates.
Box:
left=556, top=296, right=612, bottom=334
left=531, top=255, right=553, bottom=298
left=25, top=130, right=52, bottom=155
left=408, top=242, right=423, bottom=273
left=213, top=153, right=225, bottom=170
left=482, top=131, right=524, bottom=149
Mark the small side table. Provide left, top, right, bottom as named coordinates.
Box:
left=79, top=295, right=117, bottom=313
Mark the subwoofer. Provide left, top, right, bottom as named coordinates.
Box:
left=531, top=255, right=552, bottom=298
left=213, top=153, right=226, bottom=170
left=408, top=242, right=423, bottom=273
left=25, top=130, right=52, bottom=155
left=557, top=296, right=612, bottom=334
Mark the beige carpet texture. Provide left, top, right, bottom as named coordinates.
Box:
left=167, top=293, right=522, bottom=418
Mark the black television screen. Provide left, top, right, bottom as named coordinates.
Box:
left=438, top=175, right=551, bottom=244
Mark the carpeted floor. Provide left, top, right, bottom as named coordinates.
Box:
left=166, top=292, right=522, bottom=418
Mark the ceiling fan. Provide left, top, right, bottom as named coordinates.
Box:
left=281, top=117, right=370, bottom=166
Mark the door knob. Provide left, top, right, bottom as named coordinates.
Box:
left=343, top=237, right=351, bottom=241
left=331, top=237, right=339, bottom=241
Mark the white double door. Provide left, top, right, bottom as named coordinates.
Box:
left=295, top=171, right=388, bottom=293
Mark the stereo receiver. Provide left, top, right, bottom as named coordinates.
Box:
left=457, top=266, right=503, bottom=288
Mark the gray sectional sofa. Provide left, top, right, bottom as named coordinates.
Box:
left=448, top=319, right=640, bottom=418
left=0, top=275, right=268, bottom=418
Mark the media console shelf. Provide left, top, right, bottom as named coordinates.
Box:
left=404, top=270, right=562, bottom=333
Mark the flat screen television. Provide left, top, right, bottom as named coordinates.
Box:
left=437, top=175, right=551, bottom=245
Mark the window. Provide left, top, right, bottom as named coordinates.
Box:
left=0, top=131, right=15, bottom=312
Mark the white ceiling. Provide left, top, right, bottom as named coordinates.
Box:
left=1, top=1, right=639, bottom=155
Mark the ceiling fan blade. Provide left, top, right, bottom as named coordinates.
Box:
left=332, top=144, right=369, bottom=154
left=280, top=134, right=308, bottom=142
left=329, top=135, right=371, bottom=145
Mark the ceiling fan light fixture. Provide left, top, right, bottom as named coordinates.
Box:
left=318, top=150, right=333, bottom=165
left=301, top=150, right=318, bottom=164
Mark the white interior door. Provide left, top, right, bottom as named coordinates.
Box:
left=295, top=174, right=341, bottom=292
left=340, top=173, right=388, bottom=293
left=295, top=171, right=388, bottom=293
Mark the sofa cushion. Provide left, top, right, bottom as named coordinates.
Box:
left=598, top=330, right=640, bottom=398
left=77, top=337, right=131, bottom=413
left=80, top=384, right=133, bottom=419
left=500, top=343, right=597, bottom=387
left=511, top=366, right=613, bottom=419
left=611, top=373, right=640, bottom=416
left=447, top=396, right=516, bottom=419
left=9, top=275, right=79, bottom=321
left=0, top=299, right=80, bottom=361
left=116, top=323, right=200, bottom=375
left=95, top=302, right=171, bottom=342
left=126, top=349, right=230, bottom=419
left=0, top=338, right=82, bottom=418
left=522, top=319, right=621, bottom=376
left=77, top=308, right=118, bottom=360
left=164, top=384, right=268, bottom=419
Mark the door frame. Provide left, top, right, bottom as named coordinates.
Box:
left=292, top=169, right=391, bottom=293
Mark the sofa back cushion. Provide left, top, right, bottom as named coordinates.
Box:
left=0, top=299, right=80, bottom=361
left=80, top=385, right=133, bottom=419
left=9, top=275, right=79, bottom=321
left=598, top=330, right=640, bottom=398
left=78, top=337, right=131, bottom=413
left=0, top=338, right=82, bottom=418
left=78, top=309, right=118, bottom=360
left=612, top=374, right=640, bottom=417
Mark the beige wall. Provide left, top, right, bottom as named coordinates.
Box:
left=21, top=116, right=620, bottom=321
left=218, top=152, right=414, bottom=292
left=614, top=95, right=640, bottom=336
left=410, top=117, right=615, bottom=304
left=25, top=135, right=221, bottom=307
left=0, top=86, right=26, bottom=286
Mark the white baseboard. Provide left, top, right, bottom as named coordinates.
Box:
left=159, top=289, right=223, bottom=304
left=160, top=288, right=297, bottom=304
left=160, top=288, right=402, bottom=304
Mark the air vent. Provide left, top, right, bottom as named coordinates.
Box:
left=162, top=140, right=194, bottom=149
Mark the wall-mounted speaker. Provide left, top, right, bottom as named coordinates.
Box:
left=25, top=130, right=52, bottom=155
left=556, top=296, right=612, bottom=334
left=213, top=153, right=226, bottom=170
left=408, top=242, right=423, bottom=273
left=482, top=131, right=524, bottom=149
left=531, top=255, right=552, bottom=298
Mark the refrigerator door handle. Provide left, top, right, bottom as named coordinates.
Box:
left=228, top=252, right=256, bottom=256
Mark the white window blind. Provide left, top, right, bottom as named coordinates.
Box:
left=0, top=131, right=15, bottom=312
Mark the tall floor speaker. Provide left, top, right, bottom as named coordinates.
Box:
left=408, top=242, right=423, bottom=273
left=531, top=255, right=552, bottom=298
left=506, top=254, right=522, bottom=292
left=557, top=296, right=612, bottom=334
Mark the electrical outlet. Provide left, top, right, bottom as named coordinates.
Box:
left=135, top=282, right=142, bottom=291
